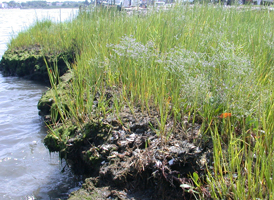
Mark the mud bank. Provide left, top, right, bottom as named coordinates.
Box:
left=1, top=46, right=214, bottom=199
left=0, top=45, right=75, bottom=83
left=38, top=71, right=214, bottom=199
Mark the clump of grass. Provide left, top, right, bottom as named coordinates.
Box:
left=9, top=4, right=274, bottom=199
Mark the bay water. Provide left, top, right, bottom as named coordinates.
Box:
left=0, top=9, right=82, bottom=200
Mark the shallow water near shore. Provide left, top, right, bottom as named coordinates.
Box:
left=0, top=8, right=82, bottom=199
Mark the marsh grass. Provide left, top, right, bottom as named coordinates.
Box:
left=9, top=4, right=274, bottom=199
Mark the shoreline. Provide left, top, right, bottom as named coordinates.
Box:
left=2, top=5, right=274, bottom=199
left=0, top=46, right=213, bottom=199
left=38, top=69, right=212, bottom=199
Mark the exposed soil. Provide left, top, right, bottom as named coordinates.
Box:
left=38, top=73, right=214, bottom=199
left=1, top=45, right=215, bottom=199
left=66, top=105, right=214, bottom=199
left=0, top=44, right=75, bottom=83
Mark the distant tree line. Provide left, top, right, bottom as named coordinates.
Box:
left=21, top=1, right=47, bottom=8
left=1, top=1, right=85, bottom=8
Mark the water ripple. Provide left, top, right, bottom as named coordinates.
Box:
left=0, top=8, right=81, bottom=199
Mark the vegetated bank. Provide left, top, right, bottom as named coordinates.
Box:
left=2, top=5, right=274, bottom=199
left=0, top=19, right=80, bottom=82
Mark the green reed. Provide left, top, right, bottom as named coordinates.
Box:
left=8, top=4, right=274, bottom=199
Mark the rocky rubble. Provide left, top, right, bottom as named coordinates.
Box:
left=38, top=74, right=213, bottom=199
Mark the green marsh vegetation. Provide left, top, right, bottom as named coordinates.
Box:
left=9, top=4, right=274, bottom=199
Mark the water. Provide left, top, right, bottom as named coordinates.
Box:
left=0, top=9, right=82, bottom=199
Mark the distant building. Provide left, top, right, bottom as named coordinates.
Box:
left=0, top=2, right=8, bottom=8
left=47, top=2, right=52, bottom=6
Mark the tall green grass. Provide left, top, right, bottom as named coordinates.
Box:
left=9, top=5, right=274, bottom=199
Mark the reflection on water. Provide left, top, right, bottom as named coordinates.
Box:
left=0, top=9, right=82, bottom=199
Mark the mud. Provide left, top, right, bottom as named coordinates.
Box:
left=38, top=73, right=213, bottom=199
left=0, top=44, right=75, bottom=83
left=1, top=44, right=214, bottom=199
